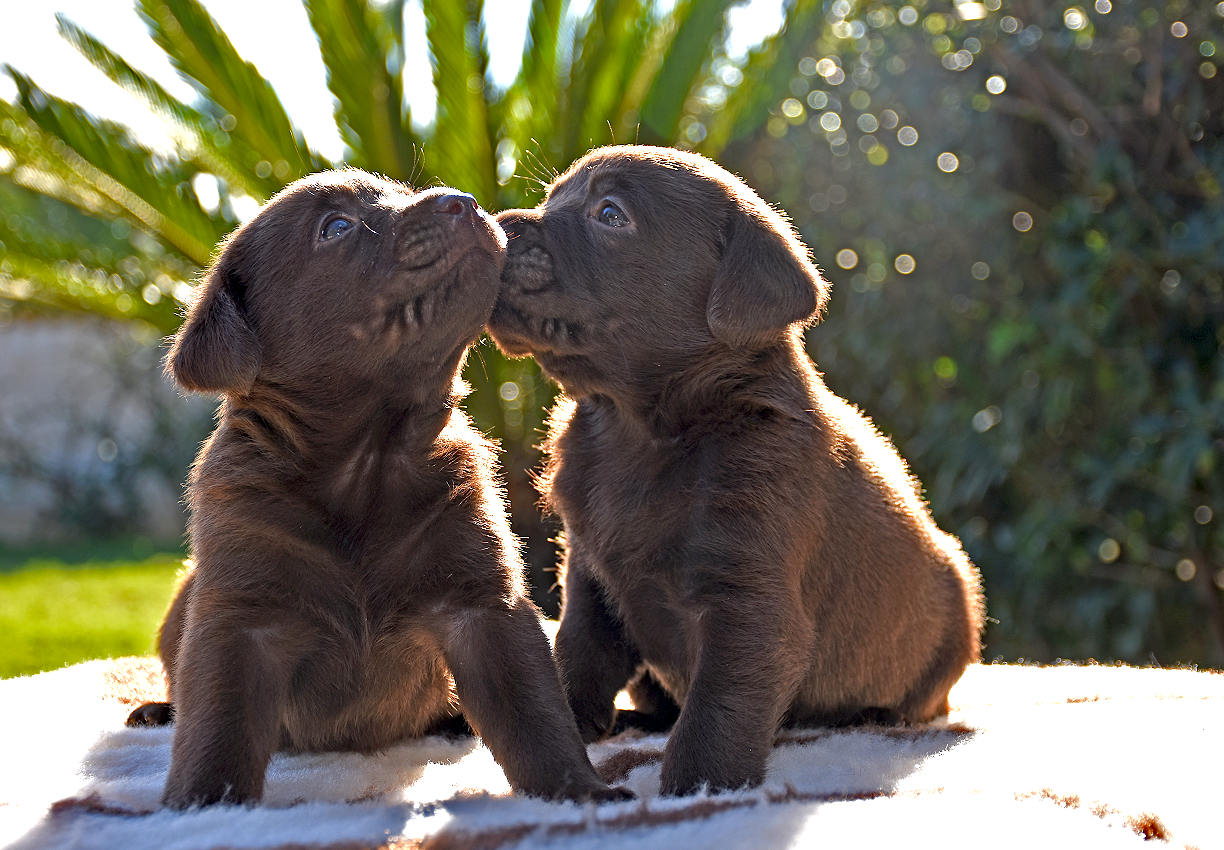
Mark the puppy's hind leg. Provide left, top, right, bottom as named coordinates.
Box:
left=126, top=570, right=195, bottom=728
left=127, top=702, right=175, bottom=726
left=441, top=599, right=633, bottom=802
left=610, top=670, right=680, bottom=735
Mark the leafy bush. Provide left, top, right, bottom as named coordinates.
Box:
left=708, top=0, right=1224, bottom=665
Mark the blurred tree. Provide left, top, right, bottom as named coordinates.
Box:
left=692, top=0, right=1224, bottom=665
left=0, top=0, right=754, bottom=611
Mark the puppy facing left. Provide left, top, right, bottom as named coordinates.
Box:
left=126, top=169, right=627, bottom=808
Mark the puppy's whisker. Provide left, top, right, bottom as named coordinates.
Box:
left=409, top=144, right=425, bottom=185
left=469, top=340, right=492, bottom=383
left=507, top=171, right=545, bottom=195
left=522, top=145, right=559, bottom=186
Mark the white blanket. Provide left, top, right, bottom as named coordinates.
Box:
left=1, top=656, right=1219, bottom=849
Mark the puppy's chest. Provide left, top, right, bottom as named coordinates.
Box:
left=315, top=453, right=470, bottom=582
left=551, top=431, right=719, bottom=574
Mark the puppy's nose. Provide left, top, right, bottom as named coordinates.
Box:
left=434, top=192, right=479, bottom=218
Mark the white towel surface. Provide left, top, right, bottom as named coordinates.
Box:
left=1, top=656, right=1219, bottom=849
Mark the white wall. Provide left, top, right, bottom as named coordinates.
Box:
left=0, top=316, right=213, bottom=545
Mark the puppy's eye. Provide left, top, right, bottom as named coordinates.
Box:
left=320, top=215, right=355, bottom=242
left=595, top=202, right=629, bottom=228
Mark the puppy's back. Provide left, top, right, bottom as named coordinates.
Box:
left=790, top=362, right=982, bottom=721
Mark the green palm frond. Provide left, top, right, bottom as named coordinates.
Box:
left=137, top=0, right=328, bottom=187
left=423, top=0, right=496, bottom=205
left=54, top=14, right=270, bottom=202
left=499, top=0, right=565, bottom=181
left=3, top=75, right=220, bottom=266
left=704, top=0, right=823, bottom=151
left=0, top=248, right=180, bottom=331
left=306, top=0, right=420, bottom=180
left=1, top=101, right=120, bottom=221
left=636, top=0, right=737, bottom=144
left=0, top=177, right=190, bottom=331
left=558, top=0, right=650, bottom=158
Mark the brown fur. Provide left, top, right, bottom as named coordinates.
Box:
left=487, top=146, right=984, bottom=796
left=126, top=169, right=627, bottom=808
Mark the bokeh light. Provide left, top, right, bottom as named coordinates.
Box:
left=1098, top=538, right=1121, bottom=563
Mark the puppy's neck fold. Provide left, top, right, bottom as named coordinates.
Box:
left=222, top=375, right=465, bottom=464
left=577, top=335, right=815, bottom=439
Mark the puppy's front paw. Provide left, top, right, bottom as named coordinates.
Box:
left=585, top=784, right=635, bottom=803
left=659, top=757, right=759, bottom=797
left=563, top=781, right=635, bottom=803
left=126, top=702, right=175, bottom=727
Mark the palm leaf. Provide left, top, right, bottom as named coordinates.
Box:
left=2, top=75, right=220, bottom=266
left=0, top=177, right=189, bottom=331
left=571, top=0, right=656, bottom=152
left=0, top=246, right=181, bottom=331
left=305, top=0, right=419, bottom=180
left=54, top=14, right=270, bottom=202
left=137, top=0, right=327, bottom=186
left=0, top=101, right=120, bottom=221
left=499, top=0, right=565, bottom=189
left=556, top=0, right=637, bottom=158
left=636, top=0, right=738, bottom=144
left=705, top=0, right=823, bottom=151
left=422, top=0, right=497, bottom=204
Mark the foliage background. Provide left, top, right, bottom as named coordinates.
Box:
left=1, top=0, right=1221, bottom=668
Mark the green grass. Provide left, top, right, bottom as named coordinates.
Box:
left=0, top=547, right=185, bottom=679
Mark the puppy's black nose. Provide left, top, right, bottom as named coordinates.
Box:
left=434, top=192, right=479, bottom=218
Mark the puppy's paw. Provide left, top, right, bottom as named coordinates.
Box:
left=568, top=782, right=635, bottom=803
left=610, top=706, right=679, bottom=736
left=570, top=700, right=618, bottom=744
left=588, top=784, right=636, bottom=803
left=126, top=701, right=175, bottom=727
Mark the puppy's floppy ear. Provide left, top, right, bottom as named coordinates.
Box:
left=166, top=256, right=261, bottom=394
left=707, top=191, right=829, bottom=347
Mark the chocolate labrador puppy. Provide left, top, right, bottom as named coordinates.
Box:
left=488, top=145, right=984, bottom=796
left=126, top=169, right=626, bottom=808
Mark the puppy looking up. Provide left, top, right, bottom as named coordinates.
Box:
left=488, top=145, right=984, bottom=797
left=126, top=169, right=626, bottom=808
